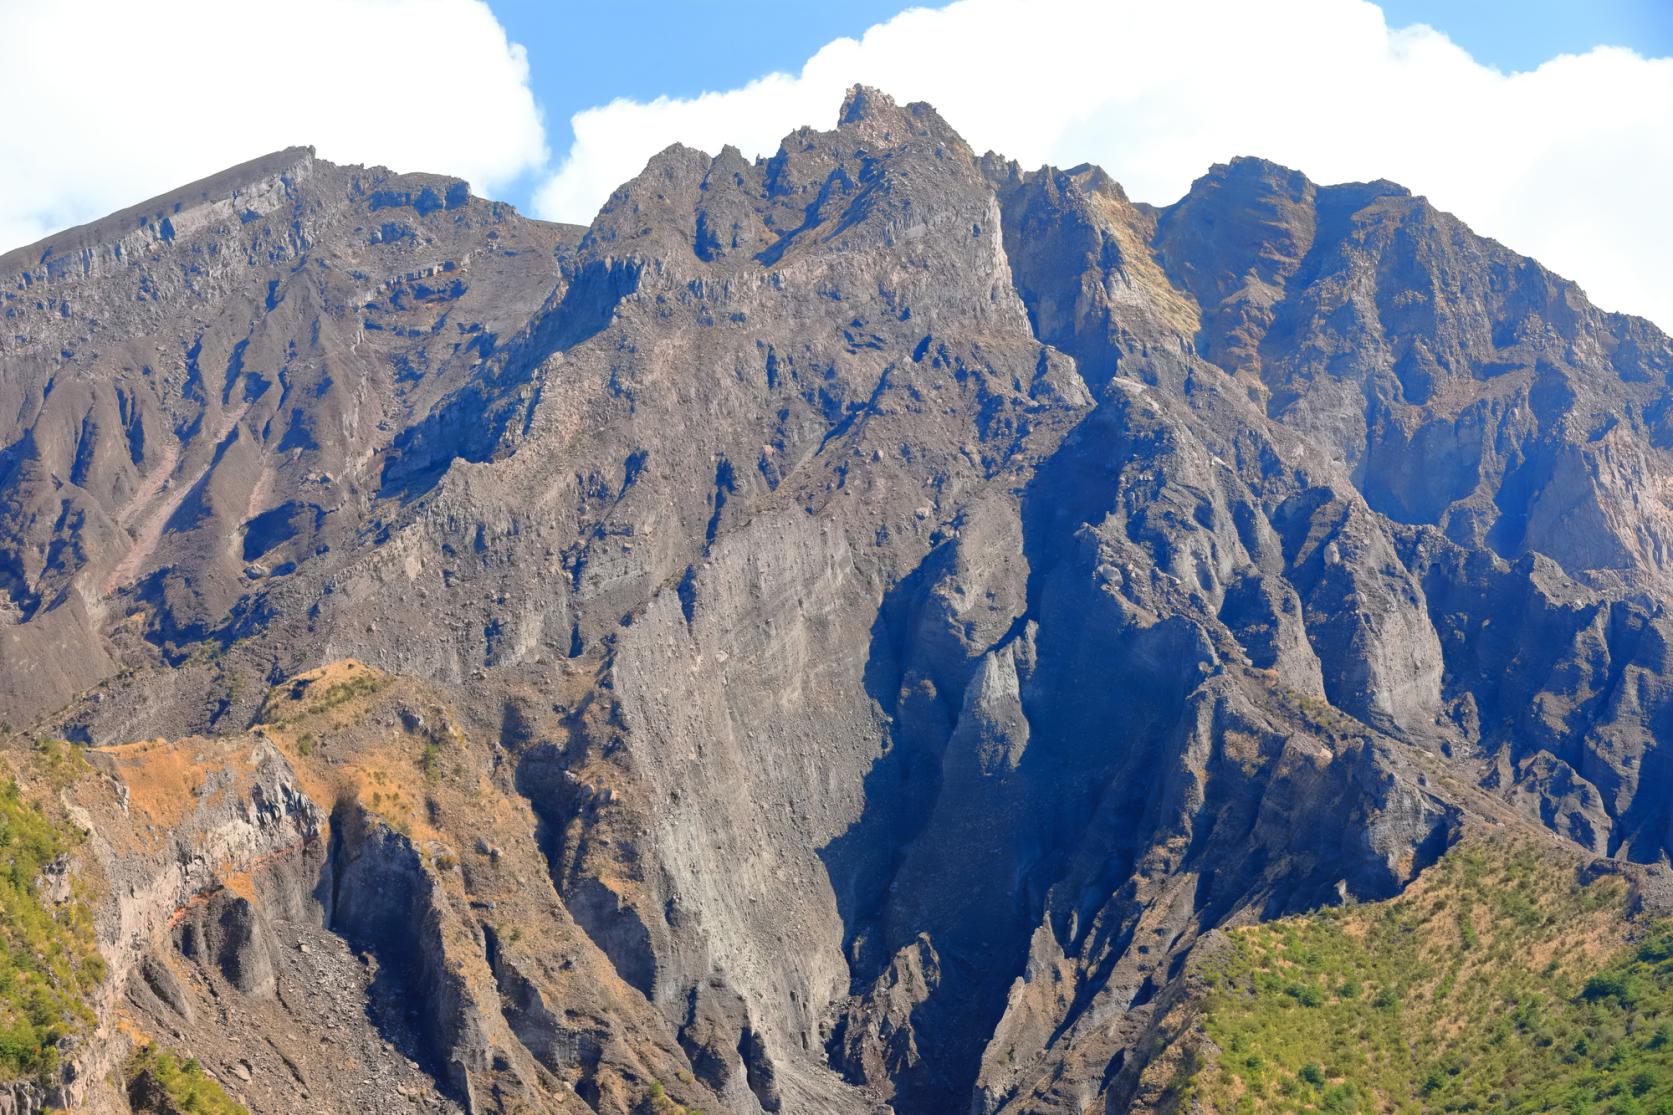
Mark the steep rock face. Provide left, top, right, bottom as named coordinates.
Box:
left=1153, top=157, right=1673, bottom=582
left=0, top=147, right=575, bottom=726
left=3, top=85, right=1673, bottom=1114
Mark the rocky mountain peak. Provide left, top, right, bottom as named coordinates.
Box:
left=5, top=84, right=1673, bottom=1115
left=836, top=82, right=899, bottom=126
left=836, top=82, right=961, bottom=149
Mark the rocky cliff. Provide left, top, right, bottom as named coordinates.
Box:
left=2, top=85, right=1672, bottom=1114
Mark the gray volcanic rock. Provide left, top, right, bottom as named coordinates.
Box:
left=4, top=85, right=1673, bottom=1115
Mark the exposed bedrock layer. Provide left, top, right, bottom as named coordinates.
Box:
left=3, top=84, right=1673, bottom=1113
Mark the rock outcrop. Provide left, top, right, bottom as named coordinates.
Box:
left=2, top=85, right=1672, bottom=1114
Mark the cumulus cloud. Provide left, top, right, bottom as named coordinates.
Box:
left=0, top=0, right=545, bottom=255
left=533, top=0, right=1673, bottom=328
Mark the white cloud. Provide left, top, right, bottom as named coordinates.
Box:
left=0, top=0, right=545, bottom=255
left=533, top=0, right=1673, bottom=328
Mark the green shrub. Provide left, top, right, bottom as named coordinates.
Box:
left=1177, top=838, right=1673, bottom=1113
left=1582, top=973, right=1637, bottom=1006
left=31, top=738, right=88, bottom=789
left=0, top=780, right=103, bottom=1081
left=128, top=1044, right=247, bottom=1114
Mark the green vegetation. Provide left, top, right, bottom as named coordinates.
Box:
left=31, top=737, right=88, bottom=790
left=0, top=778, right=103, bottom=1081
left=308, top=673, right=384, bottom=713
left=645, top=1078, right=705, bottom=1115
left=128, top=1044, right=248, bottom=1114
left=255, top=669, right=385, bottom=728
left=1175, top=837, right=1673, bottom=1113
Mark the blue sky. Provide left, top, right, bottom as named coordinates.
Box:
left=1379, top=0, right=1672, bottom=69
left=486, top=0, right=955, bottom=209
left=492, top=1, right=951, bottom=132
left=490, top=0, right=1673, bottom=216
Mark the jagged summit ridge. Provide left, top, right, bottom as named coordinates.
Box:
left=1, top=86, right=1672, bottom=1115
left=0, top=145, right=318, bottom=277
left=834, top=81, right=953, bottom=141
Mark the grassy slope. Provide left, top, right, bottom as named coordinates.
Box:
left=128, top=1044, right=249, bottom=1114
left=1171, top=835, right=1673, bottom=1114
left=0, top=765, right=104, bottom=1081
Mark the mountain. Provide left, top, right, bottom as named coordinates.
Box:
left=2, top=84, right=1673, bottom=1115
